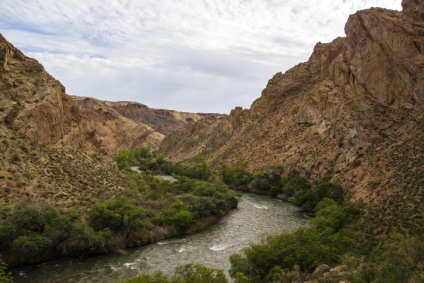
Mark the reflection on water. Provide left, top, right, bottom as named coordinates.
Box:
left=13, top=193, right=310, bottom=283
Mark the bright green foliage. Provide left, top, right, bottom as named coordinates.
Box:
left=118, top=264, right=228, bottom=283
left=221, top=157, right=252, bottom=187
left=230, top=228, right=341, bottom=281
left=115, top=147, right=213, bottom=181
left=292, top=178, right=345, bottom=213
left=172, top=156, right=213, bottom=180
left=0, top=203, right=73, bottom=257
left=160, top=200, right=194, bottom=229
left=0, top=257, right=13, bottom=283
left=89, top=197, right=144, bottom=234
left=115, top=148, right=139, bottom=170
left=220, top=162, right=346, bottom=214
left=172, top=263, right=228, bottom=283
left=229, top=200, right=361, bottom=282
left=0, top=149, right=236, bottom=266
left=312, top=198, right=359, bottom=233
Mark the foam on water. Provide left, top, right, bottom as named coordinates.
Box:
left=254, top=204, right=268, bottom=209
left=209, top=245, right=227, bottom=251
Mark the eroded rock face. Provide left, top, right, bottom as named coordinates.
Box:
left=402, top=0, right=424, bottom=20
left=0, top=35, right=170, bottom=153
left=159, top=5, right=424, bottom=203
left=73, top=97, right=164, bottom=154
left=0, top=34, right=82, bottom=147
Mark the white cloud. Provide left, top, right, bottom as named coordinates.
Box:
left=0, top=0, right=401, bottom=113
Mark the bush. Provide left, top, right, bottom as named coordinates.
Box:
left=313, top=198, right=352, bottom=233
left=89, top=197, right=144, bottom=237
left=0, top=203, right=73, bottom=251
left=0, top=258, right=13, bottom=283
left=172, top=263, right=228, bottom=283
left=221, top=157, right=252, bottom=188
left=160, top=200, right=194, bottom=230
left=230, top=227, right=341, bottom=281
left=118, top=264, right=228, bottom=283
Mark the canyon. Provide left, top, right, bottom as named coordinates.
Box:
left=159, top=2, right=424, bottom=210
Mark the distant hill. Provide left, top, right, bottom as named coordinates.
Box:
left=104, top=100, right=217, bottom=135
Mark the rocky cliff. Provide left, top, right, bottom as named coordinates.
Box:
left=0, top=34, right=202, bottom=210
left=159, top=2, right=424, bottom=205
left=0, top=34, right=83, bottom=148
left=0, top=34, right=168, bottom=153
left=72, top=97, right=164, bottom=155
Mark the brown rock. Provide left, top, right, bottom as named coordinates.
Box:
left=323, top=265, right=349, bottom=278
left=312, top=264, right=330, bottom=277
left=106, top=101, right=214, bottom=135
left=0, top=34, right=200, bottom=154
left=159, top=4, right=424, bottom=209
left=402, top=0, right=424, bottom=20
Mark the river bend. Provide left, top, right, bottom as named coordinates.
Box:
left=13, top=192, right=310, bottom=283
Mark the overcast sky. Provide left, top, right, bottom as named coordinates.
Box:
left=0, top=1, right=401, bottom=113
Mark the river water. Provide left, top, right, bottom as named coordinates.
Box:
left=13, top=192, right=310, bottom=283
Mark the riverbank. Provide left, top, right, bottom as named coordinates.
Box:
left=12, top=193, right=310, bottom=283
left=0, top=164, right=238, bottom=268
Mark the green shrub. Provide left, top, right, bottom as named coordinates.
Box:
left=230, top=227, right=341, bottom=281
left=89, top=197, right=144, bottom=236
left=12, top=233, right=52, bottom=253
left=160, top=200, right=194, bottom=229
left=172, top=263, right=228, bottom=283
left=0, top=257, right=13, bottom=283
left=117, top=264, right=228, bottom=283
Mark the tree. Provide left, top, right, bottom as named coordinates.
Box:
left=89, top=197, right=144, bottom=236
left=160, top=200, right=194, bottom=230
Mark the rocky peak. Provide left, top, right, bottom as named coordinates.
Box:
left=402, top=0, right=424, bottom=20
left=159, top=3, right=424, bottom=206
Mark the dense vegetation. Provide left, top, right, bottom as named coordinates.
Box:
left=118, top=154, right=423, bottom=283
left=0, top=148, right=236, bottom=274
left=2, top=148, right=422, bottom=282
left=117, top=264, right=228, bottom=283
left=221, top=157, right=345, bottom=214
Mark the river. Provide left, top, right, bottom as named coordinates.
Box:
left=12, top=192, right=310, bottom=283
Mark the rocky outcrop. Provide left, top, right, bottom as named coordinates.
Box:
left=159, top=4, right=424, bottom=205
left=0, top=34, right=83, bottom=147
left=73, top=97, right=164, bottom=154
left=402, top=0, right=424, bottom=20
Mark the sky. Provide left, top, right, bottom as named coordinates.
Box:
left=0, top=1, right=401, bottom=113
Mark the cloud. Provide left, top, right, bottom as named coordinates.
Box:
left=0, top=0, right=401, bottom=113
